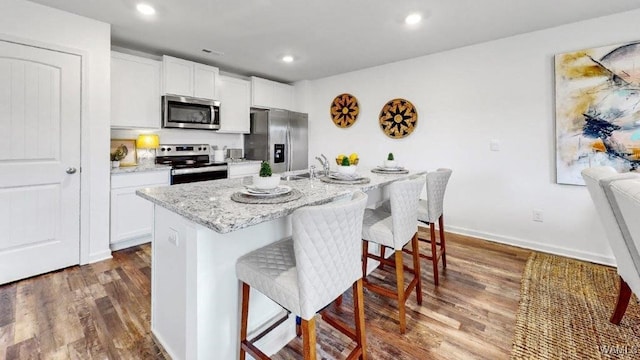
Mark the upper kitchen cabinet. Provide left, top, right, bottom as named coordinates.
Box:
left=250, top=76, right=294, bottom=110
left=111, top=51, right=161, bottom=129
left=162, top=55, right=219, bottom=100
left=218, top=75, right=251, bottom=133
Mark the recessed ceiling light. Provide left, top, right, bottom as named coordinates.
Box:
left=282, top=55, right=294, bottom=63
left=405, top=13, right=422, bottom=25
left=136, top=3, right=156, bottom=15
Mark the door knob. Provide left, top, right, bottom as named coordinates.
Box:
left=66, top=167, right=77, bottom=174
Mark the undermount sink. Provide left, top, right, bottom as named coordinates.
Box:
left=281, top=172, right=311, bottom=181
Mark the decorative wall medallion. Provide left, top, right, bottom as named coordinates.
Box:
left=330, top=93, right=359, bottom=128
left=379, top=98, right=418, bottom=138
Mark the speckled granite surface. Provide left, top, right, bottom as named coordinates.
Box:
left=111, top=164, right=171, bottom=174
left=137, top=167, right=426, bottom=234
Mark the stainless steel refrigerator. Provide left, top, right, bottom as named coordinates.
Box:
left=244, top=108, right=308, bottom=173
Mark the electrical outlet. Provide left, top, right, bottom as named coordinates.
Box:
left=532, top=210, right=544, bottom=222
left=490, top=139, right=501, bottom=151
left=168, top=228, right=179, bottom=246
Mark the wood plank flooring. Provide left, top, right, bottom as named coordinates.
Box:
left=0, top=232, right=530, bottom=359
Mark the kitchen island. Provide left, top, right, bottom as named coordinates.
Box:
left=137, top=168, right=425, bottom=359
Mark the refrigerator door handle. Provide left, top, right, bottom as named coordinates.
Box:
left=286, top=122, right=292, bottom=172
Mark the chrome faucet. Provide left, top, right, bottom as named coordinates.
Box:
left=315, top=154, right=330, bottom=176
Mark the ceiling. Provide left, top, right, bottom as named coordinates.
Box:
left=28, top=0, right=640, bottom=83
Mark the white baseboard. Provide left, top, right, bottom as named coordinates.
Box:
left=86, top=250, right=112, bottom=265
left=447, top=225, right=616, bottom=267
left=110, top=237, right=151, bottom=251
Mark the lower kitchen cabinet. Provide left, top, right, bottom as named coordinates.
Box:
left=228, top=161, right=261, bottom=179
left=110, top=170, right=170, bottom=251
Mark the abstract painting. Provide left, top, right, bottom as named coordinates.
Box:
left=555, top=41, right=640, bottom=185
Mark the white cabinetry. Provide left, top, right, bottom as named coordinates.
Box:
left=162, top=55, right=219, bottom=100
left=228, top=162, right=261, bottom=179
left=250, top=76, right=294, bottom=110
left=110, top=170, right=171, bottom=251
left=218, top=75, right=251, bottom=133
left=111, top=51, right=161, bottom=128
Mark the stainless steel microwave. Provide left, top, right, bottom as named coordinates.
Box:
left=162, top=95, right=221, bottom=130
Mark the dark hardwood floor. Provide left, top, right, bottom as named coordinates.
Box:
left=0, top=231, right=530, bottom=359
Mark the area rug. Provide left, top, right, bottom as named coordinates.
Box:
left=511, top=252, right=640, bottom=359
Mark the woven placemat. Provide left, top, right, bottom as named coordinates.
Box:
left=511, top=252, right=640, bottom=359
left=230, top=189, right=303, bottom=204
left=319, top=176, right=371, bottom=185
left=371, top=168, right=409, bottom=175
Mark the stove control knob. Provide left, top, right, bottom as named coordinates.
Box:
left=160, top=147, right=166, bottom=152
left=167, top=148, right=171, bottom=152
left=198, top=147, right=202, bottom=151
left=203, top=147, right=207, bottom=151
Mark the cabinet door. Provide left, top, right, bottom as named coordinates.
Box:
left=110, top=171, right=170, bottom=250
left=194, top=63, right=218, bottom=100
left=111, top=52, right=161, bottom=128
left=110, top=186, right=154, bottom=246
left=250, top=76, right=273, bottom=109
left=218, top=75, right=250, bottom=133
left=163, top=55, right=194, bottom=97
left=273, top=82, right=294, bottom=110
left=250, top=76, right=293, bottom=110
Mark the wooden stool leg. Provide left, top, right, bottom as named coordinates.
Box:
left=302, top=317, right=317, bottom=360
left=296, top=316, right=302, bottom=337
left=378, top=246, right=386, bottom=270
left=610, top=277, right=632, bottom=325
left=394, top=250, right=407, bottom=334
left=239, top=282, right=250, bottom=360
left=430, top=223, right=439, bottom=286
left=439, top=215, right=446, bottom=268
left=335, top=294, right=343, bottom=309
left=353, top=279, right=367, bottom=360
left=411, top=233, right=422, bottom=305
left=362, top=240, right=369, bottom=277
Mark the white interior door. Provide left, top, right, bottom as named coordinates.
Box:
left=0, top=40, right=81, bottom=284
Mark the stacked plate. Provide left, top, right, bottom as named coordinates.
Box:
left=241, top=185, right=292, bottom=197
left=328, top=172, right=364, bottom=181
left=374, top=165, right=407, bottom=173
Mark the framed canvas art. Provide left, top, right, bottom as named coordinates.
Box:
left=555, top=41, right=640, bottom=185
left=110, top=139, right=137, bottom=166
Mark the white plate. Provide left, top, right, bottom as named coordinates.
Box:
left=329, top=173, right=363, bottom=181
left=241, top=185, right=292, bottom=197
left=375, top=166, right=405, bottom=171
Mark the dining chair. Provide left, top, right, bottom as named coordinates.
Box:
left=581, top=167, right=640, bottom=324
left=236, top=191, right=369, bottom=360
left=607, top=176, right=640, bottom=324
left=361, top=175, right=425, bottom=334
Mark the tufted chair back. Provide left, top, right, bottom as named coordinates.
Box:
left=389, top=175, right=426, bottom=250
left=292, top=191, right=368, bottom=320
left=582, top=167, right=640, bottom=289
left=424, top=168, right=452, bottom=223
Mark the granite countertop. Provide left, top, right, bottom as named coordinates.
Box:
left=111, top=164, right=172, bottom=174
left=137, top=167, right=426, bottom=234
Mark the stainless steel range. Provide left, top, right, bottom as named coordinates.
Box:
left=156, top=144, right=228, bottom=184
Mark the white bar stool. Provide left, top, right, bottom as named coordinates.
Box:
left=361, top=175, right=425, bottom=334
left=236, top=191, right=369, bottom=360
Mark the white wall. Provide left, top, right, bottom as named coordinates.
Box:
left=0, top=0, right=112, bottom=263
left=300, top=9, right=640, bottom=265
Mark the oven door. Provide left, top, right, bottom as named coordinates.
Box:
left=163, top=95, right=220, bottom=130
left=171, top=166, right=228, bottom=184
